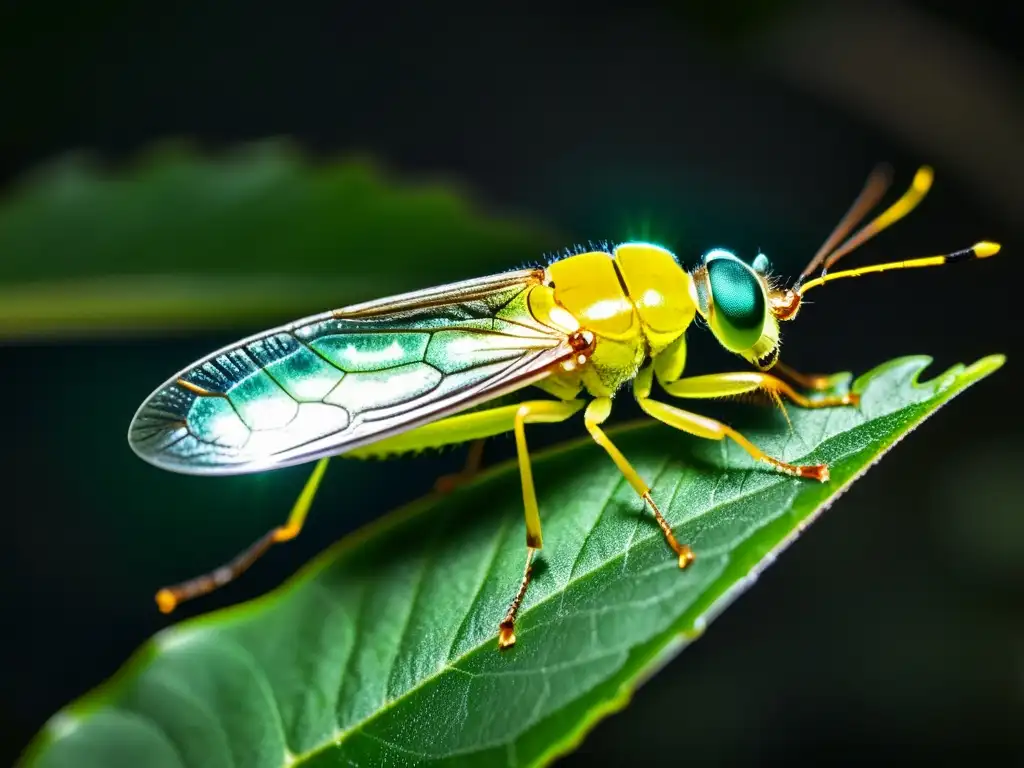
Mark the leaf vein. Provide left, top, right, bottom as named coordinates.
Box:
left=286, top=376, right=995, bottom=766
left=330, top=583, right=368, bottom=732
left=445, top=510, right=512, bottom=664
left=383, top=543, right=437, bottom=702
left=147, top=668, right=239, bottom=768
left=216, top=636, right=293, bottom=758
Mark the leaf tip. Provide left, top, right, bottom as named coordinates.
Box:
left=966, top=353, right=1006, bottom=379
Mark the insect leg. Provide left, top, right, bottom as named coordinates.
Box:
left=155, top=456, right=330, bottom=613
left=433, top=438, right=487, bottom=494
left=636, top=391, right=830, bottom=482
left=500, top=399, right=588, bottom=649
left=583, top=398, right=696, bottom=569
left=661, top=370, right=858, bottom=409
left=769, top=360, right=852, bottom=396
left=346, top=398, right=587, bottom=650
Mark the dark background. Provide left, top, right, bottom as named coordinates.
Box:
left=2, top=1, right=1022, bottom=765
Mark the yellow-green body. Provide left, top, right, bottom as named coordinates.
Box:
left=131, top=238, right=839, bottom=624
left=540, top=243, right=696, bottom=397
left=343, top=243, right=698, bottom=461
left=130, top=164, right=999, bottom=646
left=349, top=240, right=782, bottom=464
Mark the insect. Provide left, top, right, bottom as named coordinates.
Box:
left=129, top=165, right=999, bottom=649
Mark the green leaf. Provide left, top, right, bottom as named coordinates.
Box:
left=0, top=140, right=559, bottom=340
left=20, top=353, right=1004, bottom=767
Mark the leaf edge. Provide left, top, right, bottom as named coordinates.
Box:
left=17, top=352, right=1007, bottom=767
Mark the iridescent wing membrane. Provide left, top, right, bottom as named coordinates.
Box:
left=128, top=269, right=575, bottom=475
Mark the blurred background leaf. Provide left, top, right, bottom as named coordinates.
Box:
left=0, top=141, right=559, bottom=340
left=20, top=355, right=1002, bottom=768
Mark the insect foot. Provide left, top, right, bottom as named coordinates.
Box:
left=497, top=621, right=517, bottom=650
left=802, top=464, right=830, bottom=482
left=678, top=545, right=696, bottom=569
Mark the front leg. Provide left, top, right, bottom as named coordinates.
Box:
left=660, top=370, right=859, bottom=409
left=770, top=360, right=854, bottom=398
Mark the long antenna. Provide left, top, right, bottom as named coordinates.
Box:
left=797, top=241, right=1000, bottom=295
left=819, top=166, right=935, bottom=275
left=797, top=164, right=893, bottom=285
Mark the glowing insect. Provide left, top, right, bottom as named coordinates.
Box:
left=129, top=165, right=1000, bottom=649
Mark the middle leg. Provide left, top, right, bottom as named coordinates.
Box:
left=583, top=398, right=696, bottom=569
left=637, top=365, right=831, bottom=481
left=346, top=398, right=588, bottom=650
left=639, top=397, right=830, bottom=481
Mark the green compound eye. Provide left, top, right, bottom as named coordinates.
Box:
left=706, top=254, right=766, bottom=351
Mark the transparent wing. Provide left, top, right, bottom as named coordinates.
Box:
left=128, top=268, right=574, bottom=475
